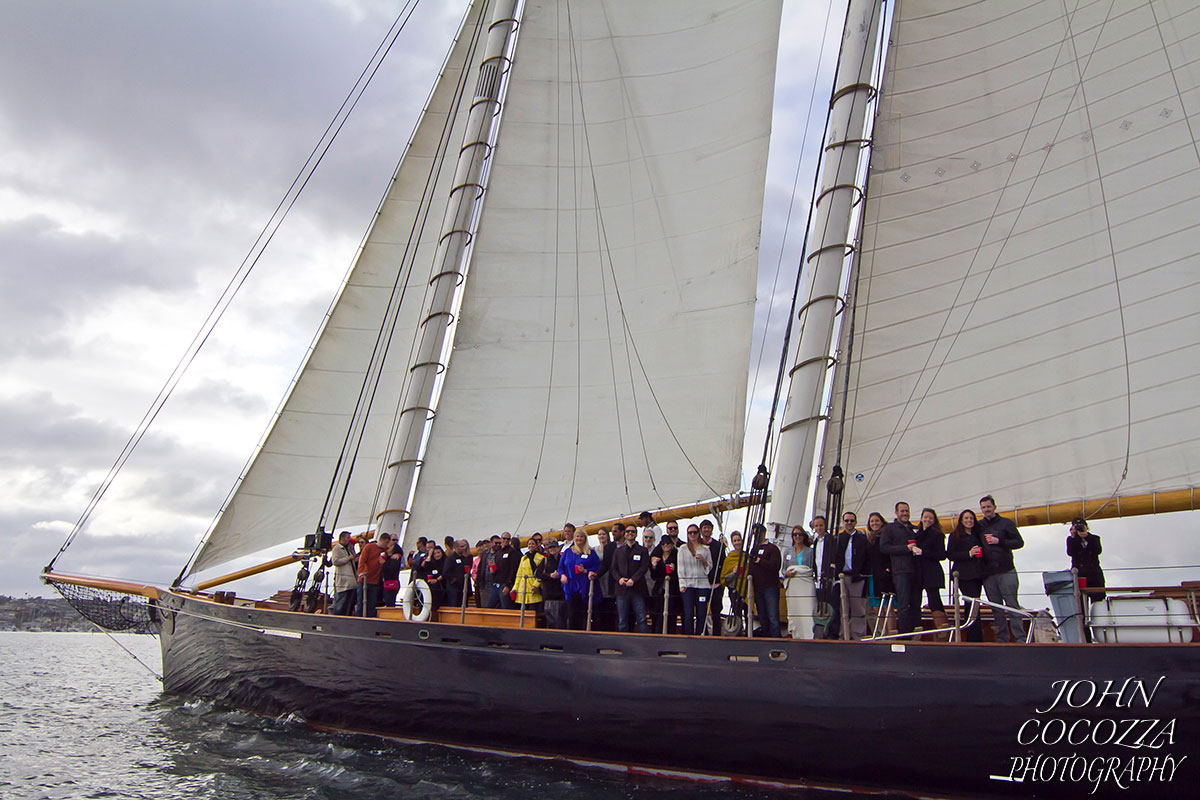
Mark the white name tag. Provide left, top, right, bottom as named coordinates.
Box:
left=633, top=555, right=642, bottom=561
left=502, top=554, right=509, bottom=559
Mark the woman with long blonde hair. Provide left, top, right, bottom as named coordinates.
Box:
left=557, top=524, right=600, bottom=630
left=677, top=524, right=712, bottom=635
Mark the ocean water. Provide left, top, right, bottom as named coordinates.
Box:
left=0, top=632, right=859, bottom=800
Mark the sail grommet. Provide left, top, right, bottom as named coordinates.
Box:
left=418, top=629, right=430, bottom=640
left=768, top=650, right=787, bottom=662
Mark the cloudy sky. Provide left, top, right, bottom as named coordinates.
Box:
left=4, top=0, right=1196, bottom=604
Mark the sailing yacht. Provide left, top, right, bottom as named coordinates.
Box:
left=46, top=1, right=1199, bottom=797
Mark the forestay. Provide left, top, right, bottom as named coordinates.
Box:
left=406, top=0, right=782, bottom=539
left=820, top=0, right=1200, bottom=516
left=191, top=3, right=491, bottom=574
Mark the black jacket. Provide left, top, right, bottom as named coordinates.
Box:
left=880, top=519, right=919, bottom=575
left=612, top=542, right=650, bottom=596
left=977, top=515, right=1024, bottom=574
left=536, top=552, right=566, bottom=602
left=947, top=528, right=987, bottom=583
left=832, top=530, right=869, bottom=580
left=649, top=548, right=679, bottom=597
left=496, top=545, right=521, bottom=588
left=914, top=526, right=947, bottom=589
left=1067, top=533, right=1103, bottom=574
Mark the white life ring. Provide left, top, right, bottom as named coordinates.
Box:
left=402, top=578, right=434, bottom=622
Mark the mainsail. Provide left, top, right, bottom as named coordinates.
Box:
left=190, top=3, right=491, bottom=574
left=403, top=0, right=783, bottom=539
left=816, top=0, right=1200, bottom=518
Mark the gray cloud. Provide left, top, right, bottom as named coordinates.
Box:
left=0, top=217, right=189, bottom=358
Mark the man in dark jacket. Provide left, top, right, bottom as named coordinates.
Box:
left=1067, top=517, right=1105, bottom=601
left=443, top=539, right=470, bottom=609
left=880, top=501, right=920, bottom=634
left=748, top=523, right=782, bottom=637
left=497, top=531, right=520, bottom=609
left=537, top=539, right=568, bottom=629
left=611, top=526, right=650, bottom=632
left=831, top=512, right=870, bottom=640
left=978, top=495, right=1026, bottom=643
left=700, top=519, right=725, bottom=635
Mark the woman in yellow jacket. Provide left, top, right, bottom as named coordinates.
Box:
left=513, top=535, right=545, bottom=618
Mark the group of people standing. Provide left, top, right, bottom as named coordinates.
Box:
left=806, top=495, right=1028, bottom=643
left=324, top=492, right=1095, bottom=644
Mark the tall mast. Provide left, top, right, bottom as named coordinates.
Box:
left=770, top=0, right=882, bottom=526
left=375, top=0, right=521, bottom=540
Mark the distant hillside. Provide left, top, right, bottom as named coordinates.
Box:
left=0, top=595, right=100, bottom=632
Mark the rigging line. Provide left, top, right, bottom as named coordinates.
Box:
left=514, top=0, right=569, bottom=533
left=187, top=0, right=469, bottom=580
left=584, top=1, right=660, bottom=505
left=745, top=0, right=840, bottom=441
left=89, top=620, right=163, bottom=682
left=765, top=0, right=881, bottom=503
left=761, top=0, right=855, bottom=475
left=147, top=0, right=426, bottom=581
left=1060, top=0, right=1130, bottom=499
left=1147, top=1, right=1200, bottom=171
left=563, top=0, right=585, bottom=522
left=829, top=1, right=891, bottom=480
left=331, top=0, right=491, bottom=534
left=314, top=0, right=447, bottom=528
left=833, top=169, right=872, bottom=468
left=571, top=3, right=715, bottom=504
left=51, top=0, right=417, bottom=568
left=857, top=0, right=1117, bottom=503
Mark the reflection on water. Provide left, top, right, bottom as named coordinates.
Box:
left=0, top=632, right=866, bottom=800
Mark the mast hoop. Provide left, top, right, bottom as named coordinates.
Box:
left=429, top=268, right=467, bottom=287
left=386, top=454, right=423, bottom=469
left=398, top=405, right=436, bottom=422
left=788, top=354, right=838, bottom=378
left=468, top=94, right=503, bottom=117
left=408, top=360, right=446, bottom=375
left=459, top=138, right=492, bottom=159
left=373, top=507, right=412, bottom=523
left=420, top=310, right=455, bottom=328
left=804, top=241, right=855, bottom=264
left=824, top=137, right=872, bottom=154
left=447, top=178, right=486, bottom=201
left=796, top=293, right=846, bottom=319
left=781, top=413, right=831, bottom=433
left=829, top=81, right=876, bottom=107
left=487, top=17, right=520, bottom=36
left=813, top=183, right=864, bottom=210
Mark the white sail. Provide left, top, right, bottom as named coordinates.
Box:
left=190, top=3, right=491, bottom=574
left=818, top=0, right=1200, bottom=518
left=405, top=0, right=783, bottom=539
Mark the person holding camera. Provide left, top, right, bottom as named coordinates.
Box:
left=1067, top=517, right=1105, bottom=602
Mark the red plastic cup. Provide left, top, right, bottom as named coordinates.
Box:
left=1078, top=577, right=1088, bottom=588
left=907, top=540, right=916, bottom=547
left=489, top=564, right=497, bottom=573
left=666, top=564, right=674, bottom=575
left=575, top=564, right=584, bottom=574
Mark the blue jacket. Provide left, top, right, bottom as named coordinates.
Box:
left=557, top=547, right=600, bottom=600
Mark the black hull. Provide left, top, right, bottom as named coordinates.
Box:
left=157, top=591, right=1198, bottom=798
